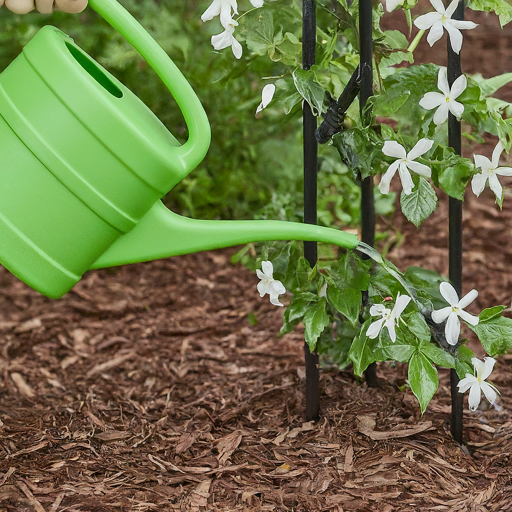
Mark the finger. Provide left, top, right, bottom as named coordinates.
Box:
left=35, top=0, right=53, bottom=13
left=5, top=0, right=35, bottom=14
left=54, top=0, right=87, bottom=13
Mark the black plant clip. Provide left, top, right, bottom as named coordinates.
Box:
left=315, top=65, right=361, bottom=144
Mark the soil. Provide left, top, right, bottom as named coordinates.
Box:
left=0, top=5, right=512, bottom=512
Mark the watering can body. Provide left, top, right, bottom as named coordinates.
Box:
left=0, top=0, right=359, bottom=299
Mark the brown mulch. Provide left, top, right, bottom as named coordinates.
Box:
left=0, top=7, right=512, bottom=512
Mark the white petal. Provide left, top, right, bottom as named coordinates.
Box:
left=406, top=160, right=432, bottom=178
left=458, top=288, right=478, bottom=309
left=211, top=29, right=234, bottom=51
left=438, top=67, right=450, bottom=96
left=382, top=141, right=407, bottom=159
left=440, top=281, right=460, bottom=306
left=427, top=21, right=445, bottom=47
left=472, top=357, right=486, bottom=377
left=414, top=12, right=442, bottom=30
left=407, top=138, right=434, bottom=161
left=481, top=357, right=496, bottom=381
left=261, top=261, right=273, bottom=277
left=392, top=294, right=412, bottom=318
left=201, top=0, right=222, bottom=22
left=256, top=269, right=265, bottom=280
left=488, top=173, right=503, bottom=200
left=495, top=166, right=512, bottom=176
left=386, top=0, right=403, bottom=11
left=271, top=280, right=286, bottom=295
left=250, top=0, right=263, bottom=6
left=269, top=294, right=284, bottom=307
left=430, top=0, right=446, bottom=14
left=385, top=318, right=397, bottom=342
left=445, top=0, right=459, bottom=18
left=367, top=318, right=385, bottom=339
left=257, top=280, right=270, bottom=297
left=450, top=74, right=467, bottom=100
left=370, top=304, right=387, bottom=317
left=468, top=382, right=482, bottom=411
left=419, top=92, right=444, bottom=110
left=445, top=312, right=461, bottom=345
left=444, top=22, right=463, bottom=54
left=256, top=84, right=276, bottom=114
left=474, top=154, right=493, bottom=172
left=458, top=375, right=478, bottom=393
left=450, top=20, right=478, bottom=30
left=433, top=102, right=450, bottom=126
left=480, top=381, right=498, bottom=405
left=471, top=172, right=488, bottom=197
left=431, top=306, right=452, bottom=324
left=398, top=163, right=414, bottom=195
left=378, top=160, right=400, bottom=195
left=492, top=141, right=504, bottom=168
left=448, top=99, right=464, bottom=119
left=231, top=37, right=243, bottom=59
left=458, top=309, right=479, bottom=326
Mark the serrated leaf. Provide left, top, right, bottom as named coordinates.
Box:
left=400, top=176, right=438, bottom=227
left=438, top=156, right=474, bottom=200
left=304, top=297, right=330, bottom=351
left=408, top=352, right=439, bottom=414
left=243, top=9, right=275, bottom=54
left=373, top=89, right=411, bottom=117
left=292, top=68, right=325, bottom=115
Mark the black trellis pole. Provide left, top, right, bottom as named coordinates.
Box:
left=448, top=0, right=465, bottom=445
left=360, top=0, right=378, bottom=386
left=303, top=0, right=320, bottom=422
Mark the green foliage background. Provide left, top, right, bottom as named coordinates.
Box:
left=0, top=0, right=307, bottom=220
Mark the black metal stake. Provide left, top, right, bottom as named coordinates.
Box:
left=303, top=0, right=320, bottom=422
left=359, top=0, right=378, bottom=387
left=447, top=0, right=465, bottom=445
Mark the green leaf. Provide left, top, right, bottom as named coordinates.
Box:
left=455, top=345, right=475, bottom=379
left=420, top=344, right=456, bottom=369
left=479, top=305, right=507, bottom=322
left=296, top=257, right=312, bottom=289
left=292, top=68, right=325, bottom=114
left=400, top=176, right=438, bottom=227
left=375, top=328, right=416, bottom=363
left=473, top=72, right=512, bottom=97
left=408, top=352, right=439, bottom=414
left=437, top=155, right=474, bottom=200
left=349, top=319, right=378, bottom=375
left=279, top=292, right=318, bottom=336
left=243, top=9, right=275, bottom=54
left=470, top=315, right=512, bottom=356
left=470, top=0, right=512, bottom=26
left=303, top=297, right=330, bottom=351
left=407, top=312, right=431, bottom=344
left=372, top=89, right=411, bottom=117
left=327, top=286, right=362, bottom=327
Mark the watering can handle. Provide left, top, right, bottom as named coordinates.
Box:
left=88, top=0, right=211, bottom=178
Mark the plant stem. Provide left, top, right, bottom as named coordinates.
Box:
left=408, top=29, right=425, bottom=54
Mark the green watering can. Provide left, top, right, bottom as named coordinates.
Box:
left=0, top=0, right=359, bottom=299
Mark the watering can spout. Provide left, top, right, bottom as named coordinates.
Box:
left=90, top=202, right=360, bottom=270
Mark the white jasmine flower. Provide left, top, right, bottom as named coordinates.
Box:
left=367, top=293, right=412, bottom=342
left=386, top=0, right=404, bottom=12
left=256, top=84, right=276, bottom=115
left=257, top=261, right=286, bottom=307
left=414, top=0, right=477, bottom=54
left=458, top=357, right=499, bottom=411
left=472, top=141, right=512, bottom=201
left=379, top=139, right=434, bottom=195
left=202, top=0, right=238, bottom=28
left=211, top=19, right=243, bottom=59
left=431, top=282, right=479, bottom=346
left=419, top=67, right=466, bottom=126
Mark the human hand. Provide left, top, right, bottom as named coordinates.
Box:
left=2, top=0, right=88, bottom=14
